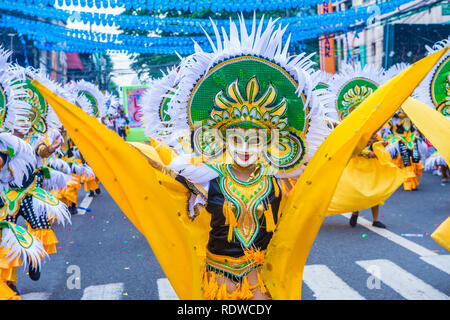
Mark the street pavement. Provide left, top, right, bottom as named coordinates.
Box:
left=15, top=172, right=450, bottom=300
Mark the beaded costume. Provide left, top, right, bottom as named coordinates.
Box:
left=0, top=48, right=49, bottom=299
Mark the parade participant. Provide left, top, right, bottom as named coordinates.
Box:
left=116, top=108, right=129, bottom=140
left=64, top=81, right=104, bottom=199
left=347, top=134, right=391, bottom=229
left=56, top=128, right=82, bottom=214
left=105, top=92, right=120, bottom=132
left=0, top=49, right=55, bottom=296
left=10, top=67, right=72, bottom=253
left=325, top=63, right=407, bottom=228
left=32, top=16, right=447, bottom=300
left=382, top=63, right=430, bottom=191
left=383, top=109, right=427, bottom=191
left=415, top=37, right=450, bottom=185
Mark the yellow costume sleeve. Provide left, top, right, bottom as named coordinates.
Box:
left=401, top=97, right=450, bottom=166
left=261, top=48, right=448, bottom=300
left=398, top=102, right=450, bottom=250
left=128, top=140, right=211, bottom=262
left=327, top=141, right=409, bottom=215
left=31, top=81, right=203, bottom=299
left=0, top=282, right=20, bottom=300
left=431, top=217, right=450, bottom=251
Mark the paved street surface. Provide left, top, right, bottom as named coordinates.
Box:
left=15, top=172, right=449, bottom=300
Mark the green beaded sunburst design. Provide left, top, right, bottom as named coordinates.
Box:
left=430, top=56, right=449, bottom=118
left=336, top=77, right=378, bottom=121
left=20, top=76, right=48, bottom=134
left=189, top=56, right=309, bottom=172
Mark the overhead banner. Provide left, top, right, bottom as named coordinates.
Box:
left=122, top=85, right=148, bottom=128
left=122, top=85, right=149, bottom=141
left=318, top=1, right=336, bottom=74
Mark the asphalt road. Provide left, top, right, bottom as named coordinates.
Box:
left=15, top=172, right=450, bottom=300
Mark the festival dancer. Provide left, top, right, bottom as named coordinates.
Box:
left=325, top=63, right=407, bottom=228
left=415, top=37, right=450, bottom=185
left=0, top=49, right=57, bottom=298
left=32, top=16, right=448, bottom=300
left=65, top=80, right=104, bottom=198
left=9, top=67, right=73, bottom=257
left=381, top=63, right=430, bottom=191
left=383, top=109, right=428, bottom=191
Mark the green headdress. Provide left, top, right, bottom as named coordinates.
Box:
left=329, top=64, right=385, bottom=121
left=141, top=67, right=179, bottom=144
left=7, top=67, right=63, bottom=135
left=415, top=37, right=450, bottom=118
left=0, top=48, right=30, bottom=133
left=147, top=16, right=331, bottom=176
left=66, top=80, right=106, bottom=119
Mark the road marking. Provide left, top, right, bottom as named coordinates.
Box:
left=81, top=283, right=124, bottom=300
left=356, top=259, right=450, bottom=300
left=420, top=255, right=450, bottom=276
left=303, top=265, right=365, bottom=300
left=21, top=292, right=50, bottom=300
left=157, top=278, right=179, bottom=300
left=77, top=193, right=94, bottom=216
left=341, top=213, right=438, bottom=257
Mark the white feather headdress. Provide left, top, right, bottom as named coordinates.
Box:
left=0, top=47, right=30, bottom=133
left=141, top=67, right=180, bottom=144
left=328, top=63, right=386, bottom=122
left=142, top=15, right=332, bottom=177
left=65, top=80, right=106, bottom=118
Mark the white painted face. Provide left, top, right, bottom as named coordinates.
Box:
left=226, top=128, right=266, bottom=167
left=14, top=121, right=32, bottom=137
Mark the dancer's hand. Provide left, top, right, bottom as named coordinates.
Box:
left=367, top=151, right=377, bottom=159
left=49, top=134, right=63, bottom=153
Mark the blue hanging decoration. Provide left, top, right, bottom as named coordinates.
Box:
left=0, top=0, right=413, bottom=54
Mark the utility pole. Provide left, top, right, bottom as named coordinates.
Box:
left=8, top=33, right=15, bottom=62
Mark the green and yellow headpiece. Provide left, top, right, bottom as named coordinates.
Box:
left=143, top=16, right=332, bottom=176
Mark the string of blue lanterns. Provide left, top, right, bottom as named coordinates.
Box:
left=8, top=0, right=332, bottom=12
left=0, top=0, right=414, bottom=54
left=0, top=0, right=412, bottom=33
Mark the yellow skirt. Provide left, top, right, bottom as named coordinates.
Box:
left=392, top=156, right=423, bottom=191
left=202, top=248, right=268, bottom=300
left=0, top=282, right=20, bottom=300
left=26, top=226, right=58, bottom=255
left=0, top=248, right=21, bottom=282
left=82, top=176, right=99, bottom=192
left=58, top=174, right=81, bottom=205
left=327, top=143, right=409, bottom=215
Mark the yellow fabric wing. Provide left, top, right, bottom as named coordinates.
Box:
left=129, top=140, right=211, bottom=262
left=431, top=217, right=450, bottom=251
left=401, top=97, right=450, bottom=166
left=400, top=98, right=450, bottom=251
left=31, top=81, right=203, bottom=299
left=261, top=48, right=448, bottom=300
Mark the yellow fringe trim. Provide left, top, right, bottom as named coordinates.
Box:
left=201, top=268, right=267, bottom=300
left=257, top=272, right=268, bottom=295
left=27, top=225, right=58, bottom=255
left=223, top=201, right=237, bottom=242
left=243, top=247, right=265, bottom=264
left=272, top=178, right=280, bottom=198
left=264, top=204, right=276, bottom=232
